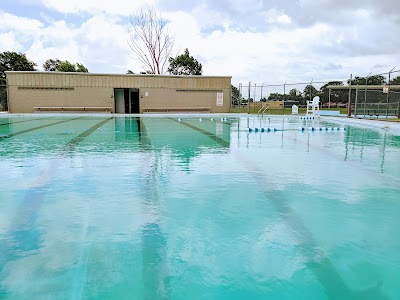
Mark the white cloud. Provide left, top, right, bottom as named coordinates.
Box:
left=0, top=0, right=399, bottom=85
left=0, top=32, right=23, bottom=52
left=40, top=0, right=156, bottom=15
left=0, top=12, right=43, bottom=32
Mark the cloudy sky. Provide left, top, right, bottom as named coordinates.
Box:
left=0, top=0, right=399, bottom=85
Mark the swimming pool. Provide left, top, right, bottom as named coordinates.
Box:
left=0, top=114, right=399, bottom=299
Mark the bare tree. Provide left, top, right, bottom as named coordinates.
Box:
left=128, top=7, right=174, bottom=74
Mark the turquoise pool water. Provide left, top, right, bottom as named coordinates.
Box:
left=0, top=115, right=399, bottom=300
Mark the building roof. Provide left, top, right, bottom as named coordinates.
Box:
left=5, top=71, right=232, bottom=79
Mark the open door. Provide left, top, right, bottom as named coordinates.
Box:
left=114, top=88, right=140, bottom=113
left=130, top=90, right=140, bottom=113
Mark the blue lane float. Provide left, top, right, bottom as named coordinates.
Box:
left=248, top=127, right=277, bottom=132
left=248, top=127, right=346, bottom=133
left=298, top=127, right=346, bottom=132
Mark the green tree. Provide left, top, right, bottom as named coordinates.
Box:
left=168, top=48, right=202, bottom=75
left=57, top=61, right=76, bottom=72
left=348, top=75, right=385, bottom=85
left=389, top=76, right=400, bottom=85
left=43, top=59, right=61, bottom=71
left=303, top=85, right=319, bottom=101
left=0, top=51, right=37, bottom=84
left=76, top=63, right=88, bottom=73
left=43, top=59, right=89, bottom=72
left=126, top=70, right=135, bottom=74
left=320, top=81, right=345, bottom=103
left=231, top=85, right=242, bottom=104
left=268, top=93, right=284, bottom=101
left=289, top=88, right=301, bottom=98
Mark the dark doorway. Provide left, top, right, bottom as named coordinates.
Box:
left=124, top=89, right=130, bottom=113
left=131, top=91, right=140, bottom=113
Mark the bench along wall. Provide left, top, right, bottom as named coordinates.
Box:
left=6, top=72, right=232, bottom=113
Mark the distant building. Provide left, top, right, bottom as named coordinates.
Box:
left=5, top=72, right=232, bottom=114
left=284, top=100, right=299, bottom=108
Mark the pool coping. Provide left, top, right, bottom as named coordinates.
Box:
left=321, top=116, right=400, bottom=131
left=1, top=113, right=399, bottom=130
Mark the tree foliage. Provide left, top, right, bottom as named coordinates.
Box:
left=168, top=48, right=202, bottom=75
left=43, top=59, right=89, bottom=72
left=389, top=76, right=400, bottom=85
left=129, top=7, right=174, bottom=74
left=231, top=85, right=243, bottom=104
left=303, top=85, right=319, bottom=101
left=43, top=59, right=61, bottom=71
left=0, top=51, right=37, bottom=83
left=268, top=93, right=284, bottom=101
left=76, top=63, right=88, bottom=72
left=348, top=75, right=385, bottom=86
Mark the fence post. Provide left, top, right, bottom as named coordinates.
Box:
left=247, top=81, right=250, bottom=114
left=347, top=74, right=352, bottom=117
left=386, top=66, right=396, bottom=119
left=328, top=88, right=331, bottom=109
left=283, top=81, right=286, bottom=115
left=354, top=85, right=358, bottom=116
left=364, top=72, right=371, bottom=118
left=238, top=83, right=241, bottom=113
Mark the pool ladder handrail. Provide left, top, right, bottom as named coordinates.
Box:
left=258, top=104, right=270, bottom=115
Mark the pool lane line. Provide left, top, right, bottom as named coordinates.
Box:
left=0, top=117, right=53, bottom=127
left=0, top=117, right=115, bottom=281
left=65, top=117, right=114, bottom=150
left=231, top=150, right=388, bottom=299
left=170, top=118, right=230, bottom=147
left=0, top=116, right=85, bottom=139
left=167, top=116, right=388, bottom=298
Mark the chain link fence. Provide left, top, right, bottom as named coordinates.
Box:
left=0, top=84, right=7, bottom=112
left=232, top=80, right=348, bottom=114
left=233, top=68, right=400, bottom=118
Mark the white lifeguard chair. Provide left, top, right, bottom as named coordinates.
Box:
left=306, top=96, right=320, bottom=117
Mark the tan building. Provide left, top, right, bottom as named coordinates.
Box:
left=5, top=71, right=232, bottom=114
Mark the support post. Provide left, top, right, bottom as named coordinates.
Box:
left=354, top=85, right=359, bottom=116
left=386, top=66, right=396, bottom=118
left=283, top=81, right=286, bottom=115
left=363, top=72, right=372, bottom=118
left=239, top=83, right=242, bottom=112
left=347, top=74, right=352, bottom=117
left=247, top=81, right=250, bottom=114
left=328, top=88, right=331, bottom=109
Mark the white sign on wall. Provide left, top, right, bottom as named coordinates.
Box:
left=216, top=92, right=223, bottom=106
